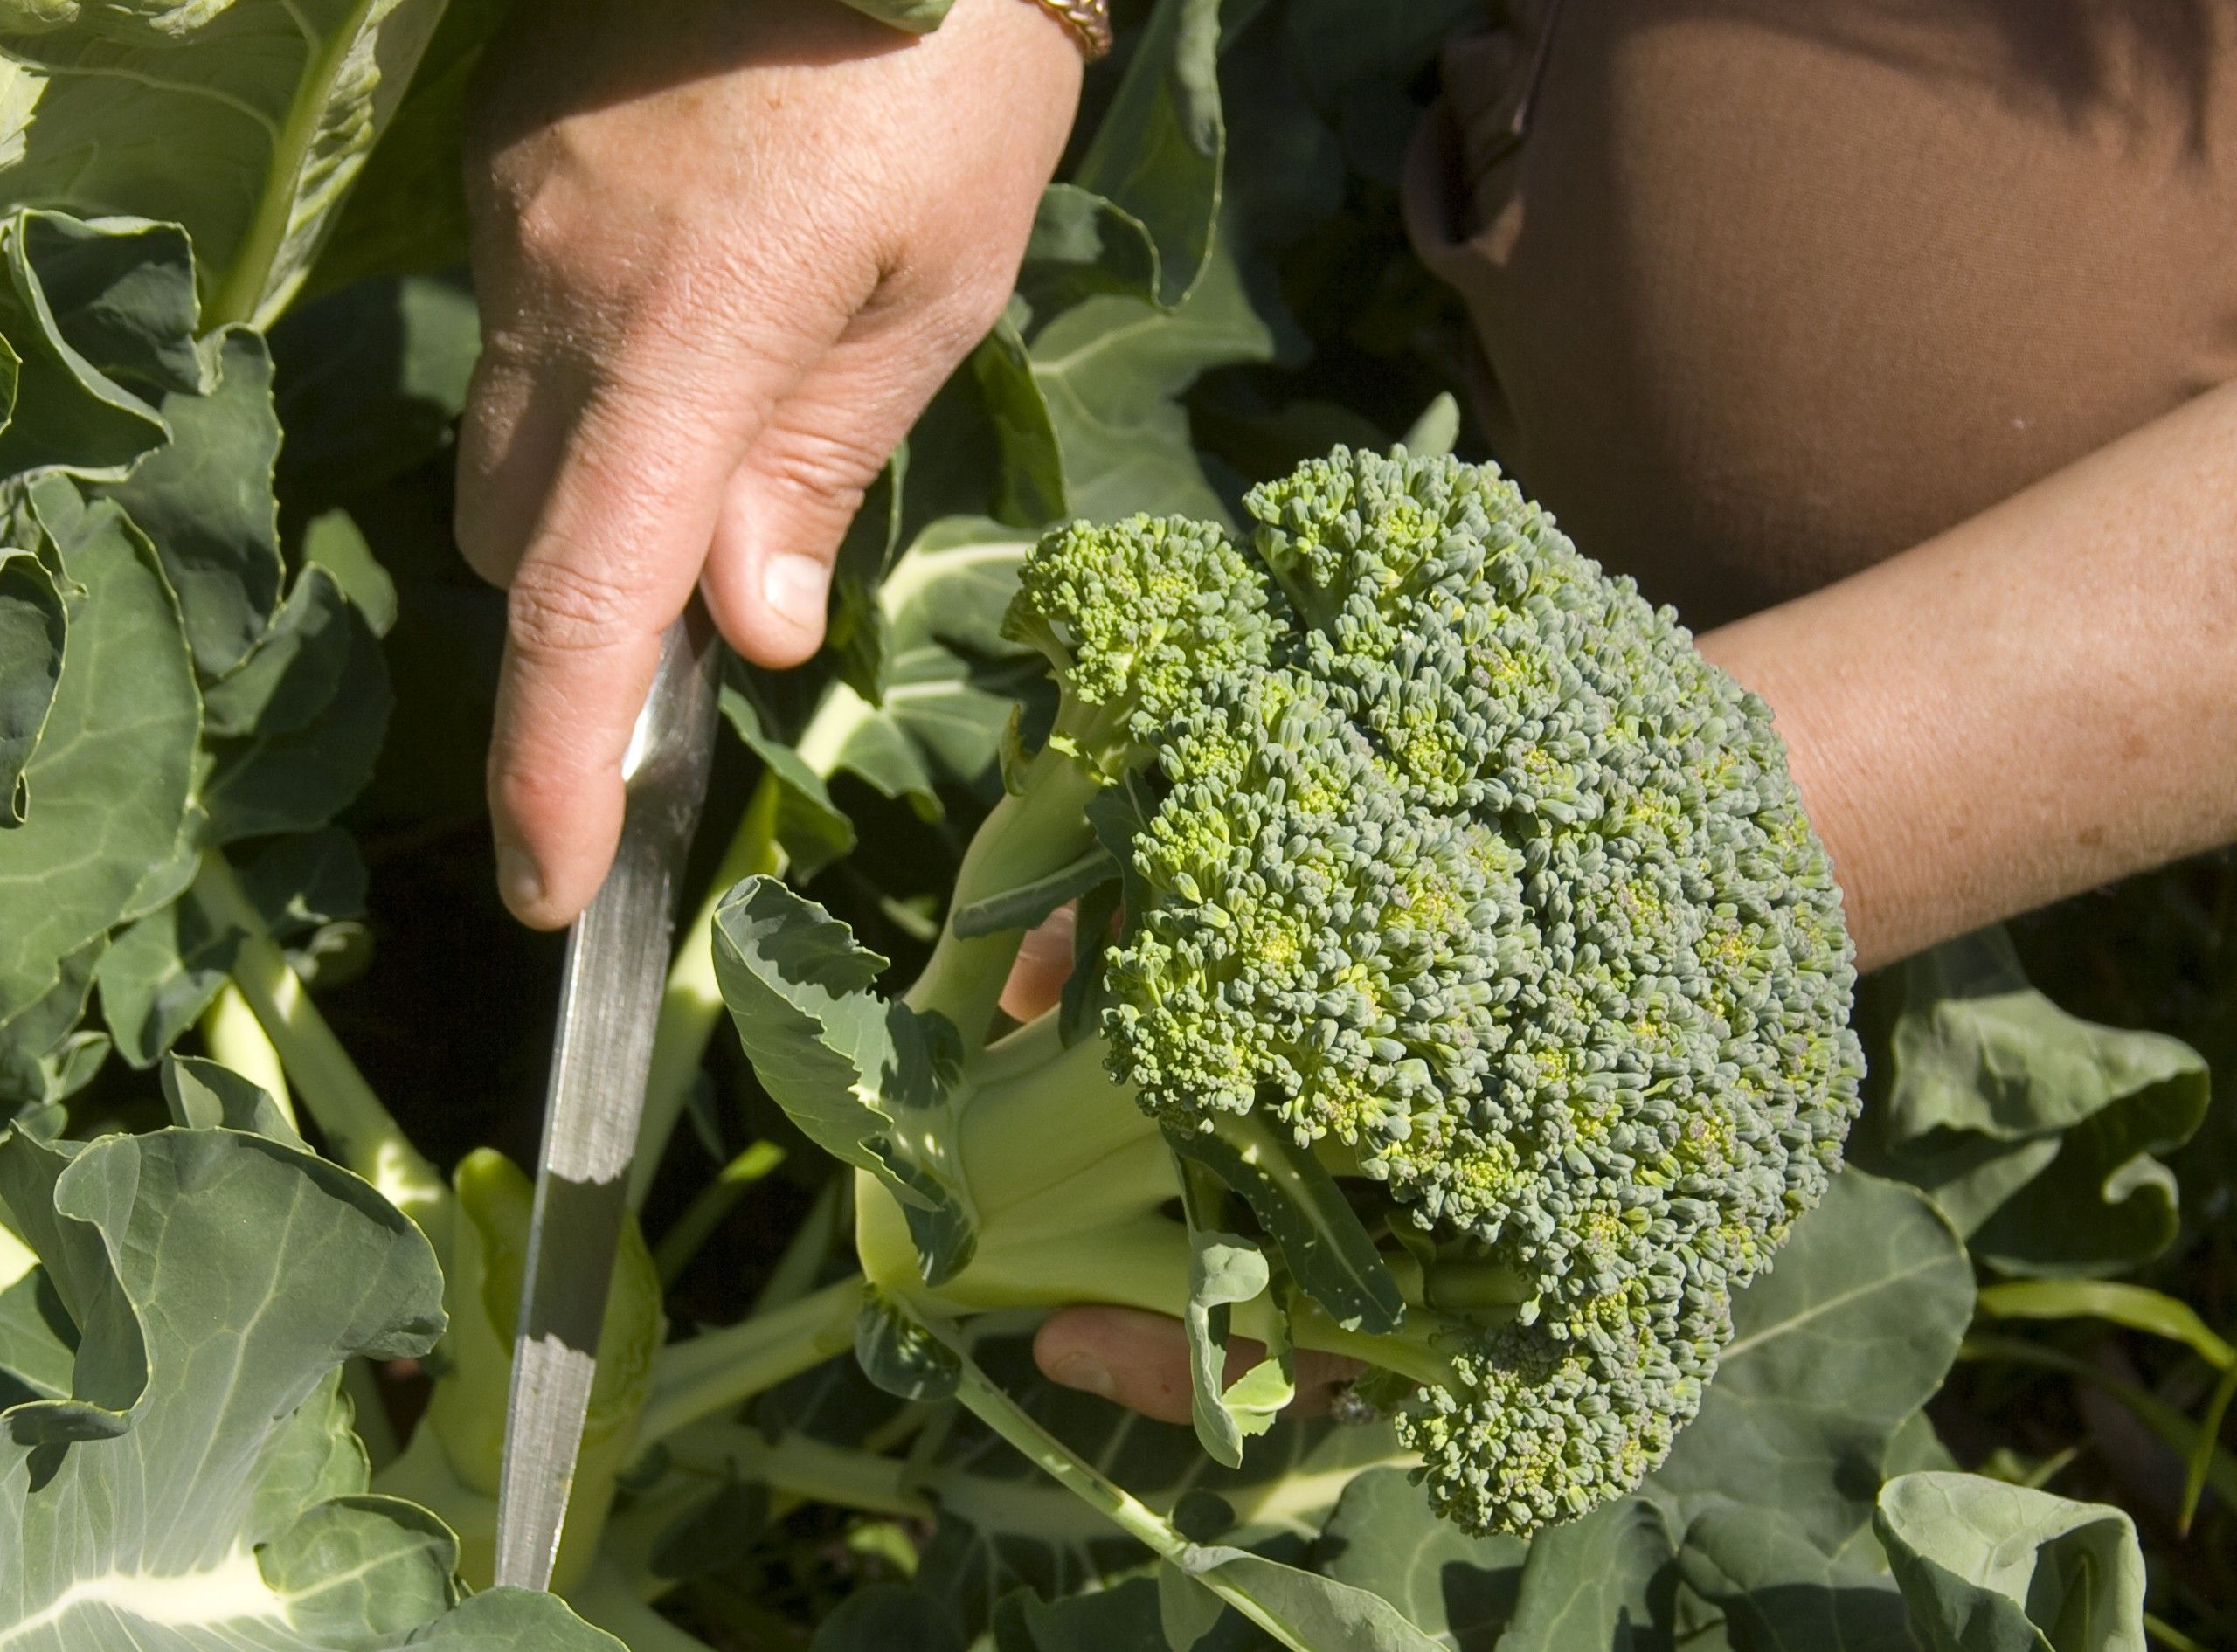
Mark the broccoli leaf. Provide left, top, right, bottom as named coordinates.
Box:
left=0, top=212, right=193, bottom=483
left=92, top=324, right=284, bottom=678
left=724, top=516, right=1043, bottom=874
left=1677, top=1505, right=1919, bottom=1652
left=1029, top=231, right=1278, bottom=525
left=1495, top=1496, right=1674, bottom=1652
left=1012, top=0, right=1229, bottom=325
left=712, top=877, right=976, bottom=1280
left=1175, top=1154, right=1292, bottom=1470
left=950, top=846, right=1116, bottom=939
left=833, top=0, right=953, bottom=31
left=0, top=539, right=64, bottom=824
left=0, top=1114, right=620, bottom=1649
left=200, top=566, right=392, bottom=842
left=161, top=1053, right=306, bottom=1144
left=0, top=485, right=198, bottom=1029
left=97, top=828, right=364, bottom=1066
left=1169, top=1114, right=1405, bottom=1337
left=1312, top=1467, right=1527, bottom=1651
left=1866, top=928, right=2209, bottom=1275
left=0, top=939, right=107, bottom=1109
left=0, top=0, right=454, bottom=328
left=1874, top=1474, right=2146, bottom=1652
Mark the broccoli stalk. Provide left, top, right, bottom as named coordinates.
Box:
left=847, top=1011, right=1468, bottom=1394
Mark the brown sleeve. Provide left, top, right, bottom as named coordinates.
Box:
left=1405, top=0, right=2237, bottom=627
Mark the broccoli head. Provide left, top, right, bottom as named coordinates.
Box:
left=717, top=446, right=1863, bottom=1538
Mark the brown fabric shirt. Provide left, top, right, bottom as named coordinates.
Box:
left=1404, top=0, right=2237, bottom=628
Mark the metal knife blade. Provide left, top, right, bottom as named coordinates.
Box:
left=493, top=605, right=723, bottom=1592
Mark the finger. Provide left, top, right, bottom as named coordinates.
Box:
left=702, top=294, right=999, bottom=667
left=1033, top=1305, right=1365, bottom=1425
left=482, top=383, right=742, bottom=927
left=1000, top=904, right=1076, bottom=1023
left=454, top=342, right=576, bottom=590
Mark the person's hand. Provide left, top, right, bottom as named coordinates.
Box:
left=456, top=0, right=1083, bottom=928
left=999, top=910, right=1368, bottom=1420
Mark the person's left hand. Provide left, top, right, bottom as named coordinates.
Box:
left=1000, top=909, right=1367, bottom=1419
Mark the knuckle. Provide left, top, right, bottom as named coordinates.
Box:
left=504, top=553, right=652, bottom=660
left=758, top=422, right=890, bottom=515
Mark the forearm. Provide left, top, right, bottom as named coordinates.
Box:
left=1700, top=380, right=2237, bottom=971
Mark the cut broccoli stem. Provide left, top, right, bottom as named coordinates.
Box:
left=190, top=851, right=452, bottom=1247
left=632, top=768, right=786, bottom=1211
left=904, top=740, right=1104, bottom=1047
left=636, top=1274, right=868, bottom=1444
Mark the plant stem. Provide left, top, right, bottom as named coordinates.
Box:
left=945, top=1346, right=1313, bottom=1652
left=198, top=981, right=297, bottom=1131
left=661, top=1420, right=932, bottom=1520
left=637, top=1275, right=867, bottom=1444
left=653, top=1140, right=786, bottom=1288
left=2183, top=1358, right=2237, bottom=1534
left=190, top=852, right=452, bottom=1245
left=631, top=771, right=786, bottom=1212
left=2145, top=1613, right=2212, bottom=1652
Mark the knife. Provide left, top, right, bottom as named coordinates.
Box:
left=493, top=604, right=724, bottom=1593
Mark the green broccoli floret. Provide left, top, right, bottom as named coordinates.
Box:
left=715, top=447, right=1863, bottom=1538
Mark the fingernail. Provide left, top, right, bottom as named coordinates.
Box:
left=1046, top=1351, right=1116, bottom=1400
left=760, top=552, right=829, bottom=635
left=496, top=845, right=544, bottom=916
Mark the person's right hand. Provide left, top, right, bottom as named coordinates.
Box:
left=455, top=0, right=1083, bottom=929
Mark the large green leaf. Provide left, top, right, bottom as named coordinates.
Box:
left=834, top=0, right=952, bottom=31
left=0, top=211, right=193, bottom=483
left=1015, top=0, right=1229, bottom=328
left=93, top=323, right=283, bottom=677
left=199, top=563, right=392, bottom=841
left=1870, top=930, right=2208, bottom=1275
left=0, top=1116, right=620, bottom=1648
left=1873, top=1474, right=2146, bottom=1652
left=0, top=0, right=455, bottom=328
left=1312, top=1466, right=1526, bottom=1651
left=301, top=0, right=509, bottom=296
left=0, top=480, right=197, bottom=1026
left=1677, top=1506, right=1919, bottom=1652
left=1646, top=1172, right=1974, bottom=1554
left=1498, top=1496, right=1673, bottom=1652
left=0, top=937, right=107, bottom=1106
left=731, top=516, right=1042, bottom=873
left=94, top=827, right=362, bottom=1065
left=0, top=538, right=63, bottom=822
left=1028, top=230, right=1278, bottom=524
